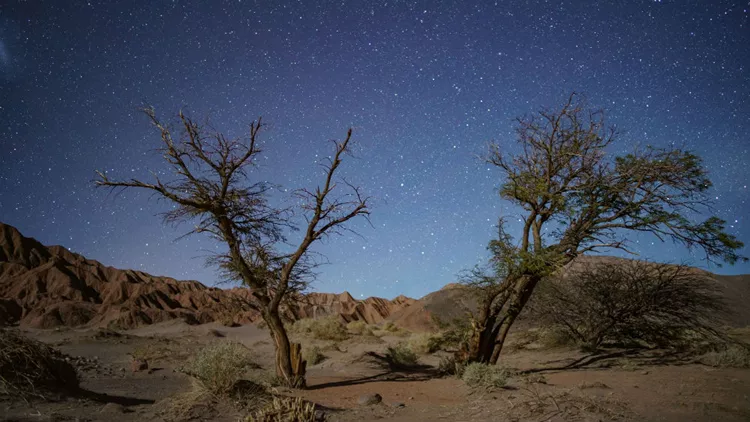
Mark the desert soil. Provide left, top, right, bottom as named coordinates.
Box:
left=2, top=322, right=749, bottom=422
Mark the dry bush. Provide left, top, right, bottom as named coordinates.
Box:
left=246, top=396, right=317, bottom=422
left=529, top=261, right=729, bottom=349
left=346, top=320, right=369, bottom=334
left=462, top=363, right=510, bottom=390
left=385, top=343, right=419, bottom=368
left=303, top=345, right=326, bottom=365
left=0, top=329, right=79, bottom=401
left=180, top=341, right=256, bottom=396
left=290, top=316, right=348, bottom=341
left=407, top=333, right=445, bottom=355
left=373, top=321, right=410, bottom=337
left=699, top=343, right=750, bottom=368
left=437, top=355, right=464, bottom=377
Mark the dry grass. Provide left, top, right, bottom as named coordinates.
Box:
left=462, top=363, right=511, bottom=390
left=407, top=332, right=445, bottom=354
left=290, top=316, right=348, bottom=341
left=246, top=396, right=317, bottom=422
left=699, top=343, right=750, bottom=368
left=303, top=345, right=327, bottom=365
left=0, top=329, right=79, bottom=401
left=180, top=341, right=257, bottom=396
left=372, top=321, right=410, bottom=337
left=385, top=343, right=419, bottom=368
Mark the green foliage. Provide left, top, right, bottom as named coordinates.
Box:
left=181, top=342, right=255, bottom=396
left=385, top=343, right=419, bottom=368
left=246, top=396, right=317, bottom=422
left=289, top=316, right=348, bottom=341
left=303, top=346, right=326, bottom=365
left=462, top=363, right=511, bottom=390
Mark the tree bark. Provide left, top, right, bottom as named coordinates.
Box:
left=265, top=310, right=306, bottom=388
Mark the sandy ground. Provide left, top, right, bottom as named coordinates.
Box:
left=2, top=321, right=749, bottom=422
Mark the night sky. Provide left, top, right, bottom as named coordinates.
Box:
left=1, top=1, right=748, bottom=299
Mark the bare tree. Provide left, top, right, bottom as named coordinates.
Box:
left=528, top=259, right=729, bottom=349
left=463, top=93, right=746, bottom=365
left=95, top=108, right=369, bottom=387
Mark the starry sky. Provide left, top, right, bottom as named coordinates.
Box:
left=1, top=1, right=748, bottom=300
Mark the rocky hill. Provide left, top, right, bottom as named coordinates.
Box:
left=0, top=222, right=414, bottom=329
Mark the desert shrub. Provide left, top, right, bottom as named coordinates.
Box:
left=407, top=333, right=445, bottom=355
left=181, top=341, right=255, bottom=396
left=433, top=316, right=472, bottom=350
left=529, top=261, right=728, bottom=349
left=246, top=396, right=317, bottom=422
left=385, top=343, right=419, bottom=368
left=437, top=355, right=464, bottom=377
left=290, top=316, right=348, bottom=341
left=346, top=320, right=368, bottom=334
left=461, top=362, right=510, bottom=389
left=0, top=329, right=79, bottom=401
left=373, top=321, right=410, bottom=337
left=537, top=327, right=578, bottom=349
left=699, top=343, right=750, bottom=368
left=219, top=314, right=239, bottom=327
left=303, top=345, right=326, bottom=365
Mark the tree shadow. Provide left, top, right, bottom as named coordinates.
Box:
left=306, top=351, right=437, bottom=390
left=74, top=388, right=155, bottom=406
left=521, top=347, right=695, bottom=374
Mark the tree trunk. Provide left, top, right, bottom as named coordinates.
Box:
left=265, top=310, right=306, bottom=388
left=489, top=275, right=541, bottom=364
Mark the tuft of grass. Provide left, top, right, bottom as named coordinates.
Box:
left=303, top=345, right=327, bottom=365
left=0, top=329, right=79, bottom=401
left=346, top=320, right=369, bottom=335
left=290, top=316, right=349, bottom=341
left=373, top=321, right=410, bottom=337
left=699, top=343, right=750, bottom=368
left=385, top=343, right=419, bottom=368
left=407, top=333, right=446, bottom=355
left=462, top=362, right=511, bottom=390
left=437, top=355, right=464, bottom=377
left=180, top=341, right=256, bottom=396
left=246, top=396, right=318, bottom=422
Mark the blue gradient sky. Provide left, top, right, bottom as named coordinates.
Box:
left=1, top=1, right=748, bottom=299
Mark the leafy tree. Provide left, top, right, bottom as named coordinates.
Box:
left=463, top=93, right=745, bottom=365
left=96, top=109, right=369, bottom=387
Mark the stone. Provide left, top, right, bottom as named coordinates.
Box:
left=391, top=402, right=405, bottom=408
left=100, top=403, right=125, bottom=414
left=358, top=393, right=382, bottom=406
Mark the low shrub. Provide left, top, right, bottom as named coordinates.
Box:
left=462, top=362, right=510, bottom=390
left=346, top=320, right=368, bottom=335
left=246, top=396, right=317, bottom=422
left=303, top=345, right=326, bottom=365
left=407, top=333, right=445, bottom=355
left=180, top=341, right=256, bottom=396
left=290, top=316, right=348, bottom=341
left=0, top=329, right=79, bottom=401
left=385, top=343, right=419, bottom=368
left=699, top=343, right=750, bottom=368
left=437, top=355, right=464, bottom=377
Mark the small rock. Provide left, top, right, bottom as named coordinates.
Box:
left=100, top=403, right=126, bottom=414
left=391, top=402, right=405, bottom=408
left=641, top=371, right=650, bottom=375
left=358, top=393, right=382, bottom=406
left=131, top=359, right=148, bottom=372
left=409, top=396, right=414, bottom=400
